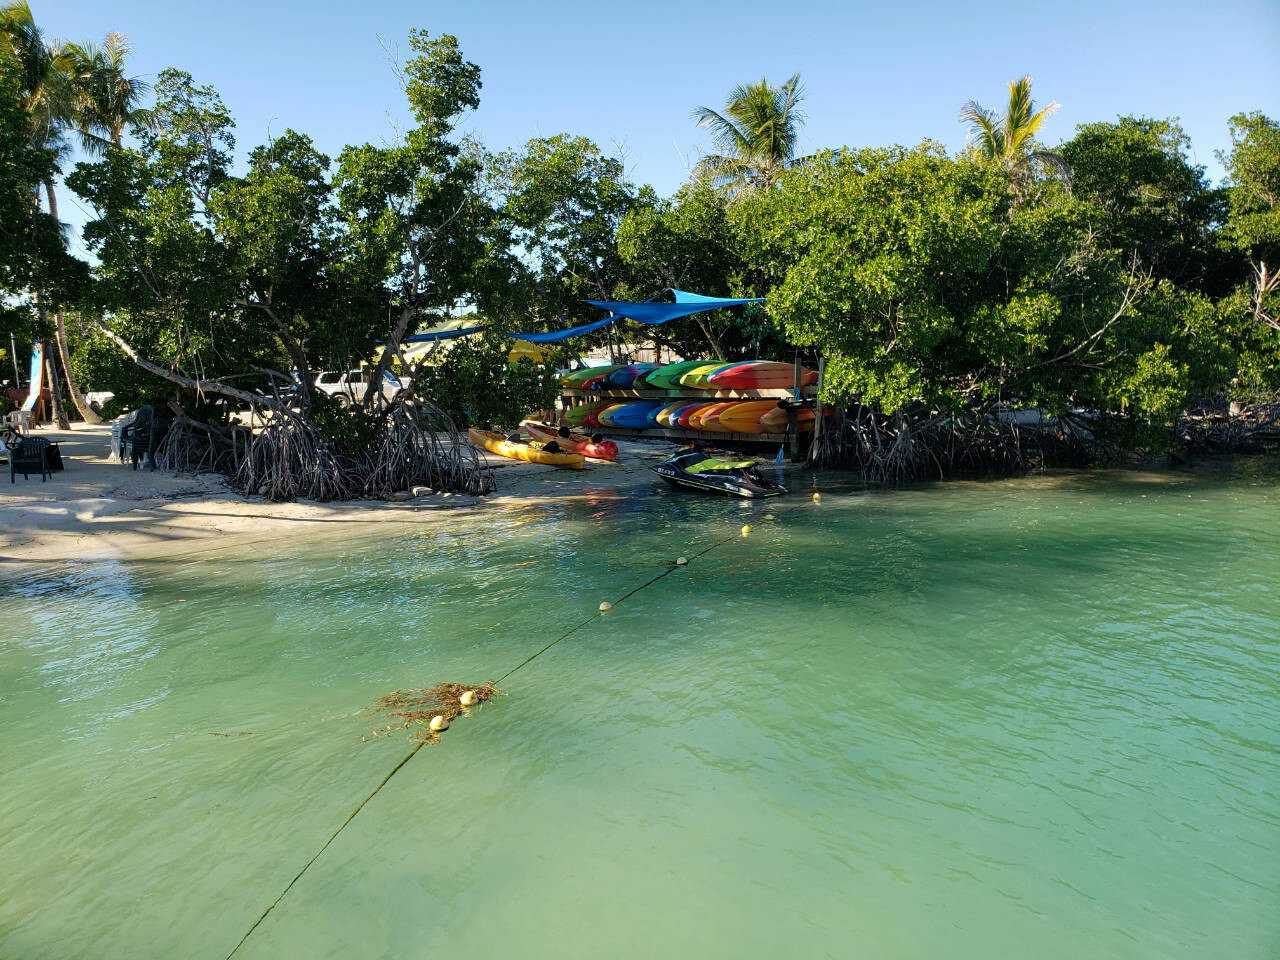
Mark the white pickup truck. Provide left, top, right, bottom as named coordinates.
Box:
left=313, top=369, right=404, bottom=407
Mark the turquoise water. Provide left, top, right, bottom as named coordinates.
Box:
left=2, top=460, right=1279, bottom=959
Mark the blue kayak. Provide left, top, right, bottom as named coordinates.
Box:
left=603, top=363, right=662, bottom=388
left=609, top=400, right=667, bottom=428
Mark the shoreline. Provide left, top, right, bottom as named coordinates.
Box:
left=0, top=422, right=675, bottom=568
left=4, top=422, right=1268, bottom=570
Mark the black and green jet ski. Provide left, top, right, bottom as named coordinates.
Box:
left=653, top=449, right=787, bottom=499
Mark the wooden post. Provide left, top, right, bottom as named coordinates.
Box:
left=789, top=354, right=802, bottom=462
left=812, top=355, right=826, bottom=462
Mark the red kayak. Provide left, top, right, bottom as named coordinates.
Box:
left=523, top=422, right=619, bottom=461
left=708, top=360, right=819, bottom=389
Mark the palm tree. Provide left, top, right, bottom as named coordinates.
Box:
left=960, top=75, right=1070, bottom=189
left=65, top=33, right=153, bottom=149
left=692, top=72, right=805, bottom=198
left=2, top=6, right=149, bottom=424
left=2, top=1, right=77, bottom=425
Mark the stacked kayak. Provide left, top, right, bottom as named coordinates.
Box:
left=560, top=365, right=622, bottom=388
left=714, top=400, right=780, bottom=434
left=564, top=399, right=824, bottom=435
left=564, top=359, right=818, bottom=392
left=608, top=400, right=667, bottom=428
left=678, top=363, right=736, bottom=389
left=643, top=360, right=711, bottom=389
left=564, top=402, right=609, bottom=427
left=469, top=428, right=585, bottom=469
left=603, top=363, right=662, bottom=388
left=709, top=361, right=818, bottom=389
left=558, top=357, right=823, bottom=437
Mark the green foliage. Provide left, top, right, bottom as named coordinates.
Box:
left=212, top=129, right=384, bottom=381
left=334, top=30, right=498, bottom=373
left=737, top=141, right=1238, bottom=424
left=68, top=318, right=152, bottom=413
left=617, top=182, right=781, bottom=358
left=16, top=14, right=1277, bottom=466
left=0, top=48, right=54, bottom=296
left=414, top=334, right=562, bottom=429
left=959, top=75, right=1068, bottom=189
left=961, top=75, right=1059, bottom=162
left=71, top=74, right=385, bottom=402
left=1216, top=113, right=1280, bottom=400
left=308, top=388, right=379, bottom=453
left=740, top=144, right=1010, bottom=411
left=1059, top=117, right=1226, bottom=285
left=68, top=72, right=256, bottom=379
left=488, top=134, right=647, bottom=336
left=1219, top=112, right=1280, bottom=261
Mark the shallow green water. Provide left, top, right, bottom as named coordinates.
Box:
left=3, top=459, right=1279, bottom=959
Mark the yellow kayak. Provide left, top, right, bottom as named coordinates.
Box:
left=468, top=428, right=585, bottom=469
left=677, top=363, right=725, bottom=389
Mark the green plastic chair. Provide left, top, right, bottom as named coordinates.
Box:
left=9, top=436, right=50, bottom=482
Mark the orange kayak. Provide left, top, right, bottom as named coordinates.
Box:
left=688, top=402, right=737, bottom=431
left=715, top=400, right=783, bottom=434
left=675, top=402, right=718, bottom=429
left=693, top=401, right=741, bottom=432
left=523, top=422, right=618, bottom=461
left=758, top=406, right=817, bottom=432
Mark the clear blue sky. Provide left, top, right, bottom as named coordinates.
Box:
left=41, top=0, right=1280, bottom=202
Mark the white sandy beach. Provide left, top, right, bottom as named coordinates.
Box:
left=0, top=422, right=676, bottom=566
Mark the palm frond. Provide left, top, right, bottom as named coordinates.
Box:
left=959, top=100, right=1004, bottom=159
left=692, top=104, right=752, bottom=158
left=1003, top=76, right=1058, bottom=156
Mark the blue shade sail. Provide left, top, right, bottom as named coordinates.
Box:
left=582, top=293, right=765, bottom=325
left=671, top=289, right=766, bottom=306
left=506, top=315, right=619, bottom=343
left=506, top=291, right=765, bottom=341
left=399, top=325, right=487, bottom=344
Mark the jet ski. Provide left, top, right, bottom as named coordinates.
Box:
left=652, top=449, right=787, bottom=499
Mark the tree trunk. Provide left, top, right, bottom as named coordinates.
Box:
left=44, top=181, right=102, bottom=423
left=42, top=338, right=70, bottom=429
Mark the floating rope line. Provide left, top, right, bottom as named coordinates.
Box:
left=225, top=528, right=742, bottom=959
left=224, top=742, right=424, bottom=960
left=487, top=528, right=739, bottom=686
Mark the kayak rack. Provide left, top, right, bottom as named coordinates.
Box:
left=558, top=386, right=820, bottom=447
left=560, top=386, right=818, bottom=401
left=572, top=424, right=795, bottom=445
left=559, top=357, right=826, bottom=461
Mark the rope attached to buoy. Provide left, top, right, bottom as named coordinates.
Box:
left=225, top=525, right=745, bottom=958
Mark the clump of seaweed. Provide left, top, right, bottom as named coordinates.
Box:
left=367, top=683, right=500, bottom=743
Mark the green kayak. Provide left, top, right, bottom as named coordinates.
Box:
left=643, top=360, right=712, bottom=390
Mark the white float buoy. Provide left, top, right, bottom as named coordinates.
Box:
left=764, top=513, right=775, bottom=521
left=599, top=601, right=612, bottom=612
left=675, top=557, right=688, bottom=566
left=429, top=715, right=448, bottom=732
left=459, top=690, right=477, bottom=706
